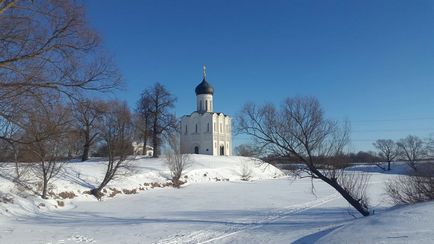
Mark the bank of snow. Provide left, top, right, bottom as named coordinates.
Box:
left=0, top=155, right=284, bottom=216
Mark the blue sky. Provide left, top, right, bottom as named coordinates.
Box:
left=84, top=0, right=434, bottom=152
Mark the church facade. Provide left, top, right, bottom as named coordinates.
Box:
left=180, top=66, right=232, bottom=156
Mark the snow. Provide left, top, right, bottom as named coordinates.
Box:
left=0, top=157, right=433, bottom=243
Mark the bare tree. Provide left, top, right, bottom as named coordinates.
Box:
left=73, top=99, right=106, bottom=161
left=19, top=99, right=72, bottom=199
left=373, top=139, right=398, bottom=171
left=165, top=133, right=189, bottom=188
left=237, top=97, right=371, bottom=216
left=139, top=82, right=177, bottom=158
left=397, top=135, right=427, bottom=171
left=133, top=107, right=152, bottom=155
left=91, top=101, right=133, bottom=199
left=0, top=0, right=120, bottom=147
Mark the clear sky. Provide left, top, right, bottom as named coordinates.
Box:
left=84, top=0, right=434, bottom=152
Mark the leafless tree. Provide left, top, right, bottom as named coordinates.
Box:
left=237, top=97, right=371, bottom=216
left=0, top=0, right=121, bottom=147
left=91, top=101, right=133, bottom=199
left=397, top=135, right=427, bottom=171
left=373, top=139, right=398, bottom=171
left=19, top=98, right=72, bottom=199
left=134, top=95, right=153, bottom=155
left=165, top=133, right=189, bottom=188
left=139, top=82, right=177, bottom=158
left=72, top=99, right=107, bottom=161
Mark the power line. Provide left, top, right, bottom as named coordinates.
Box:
left=352, top=128, right=434, bottom=133
left=351, top=117, right=434, bottom=123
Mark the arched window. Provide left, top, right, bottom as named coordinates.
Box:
left=207, top=123, right=210, bottom=132
left=205, top=100, right=208, bottom=111
left=185, top=125, right=187, bottom=135
left=195, top=124, right=198, bottom=133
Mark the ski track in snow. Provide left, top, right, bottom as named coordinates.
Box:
left=154, top=193, right=340, bottom=244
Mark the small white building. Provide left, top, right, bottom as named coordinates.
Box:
left=180, top=66, right=232, bottom=156
left=132, top=142, right=153, bottom=157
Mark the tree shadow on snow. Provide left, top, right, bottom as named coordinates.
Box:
left=292, top=225, right=343, bottom=244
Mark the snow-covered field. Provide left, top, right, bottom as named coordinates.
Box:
left=0, top=155, right=433, bottom=243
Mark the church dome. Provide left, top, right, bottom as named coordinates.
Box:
left=195, top=78, right=214, bottom=95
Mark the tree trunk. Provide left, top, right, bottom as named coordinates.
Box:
left=82, top=143, right=90, bottom=161
left=152, top=134, right=159, bottom=158
left=142, top=134, right=148, bottom=156
left=81, top=130, right=90, bottom=161
left=310, top=165, right=370, bottom=216
left=387, top=161, right=391, bottom=171
left=42, top=177, right=48, bottom=199
left=152, top=119, right=159, bottom=158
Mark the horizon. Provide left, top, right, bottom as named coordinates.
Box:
left=84, top=0, right=434, bottom=152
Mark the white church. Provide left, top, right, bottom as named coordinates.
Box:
left=180, top=66, right=232, bottom=156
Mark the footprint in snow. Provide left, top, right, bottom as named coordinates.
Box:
left=67, top=235, right=96, bottom=243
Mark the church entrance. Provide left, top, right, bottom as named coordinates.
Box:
left=220, top=146, right=224, bottom=156
left=194, top=146, right=199, bottom=154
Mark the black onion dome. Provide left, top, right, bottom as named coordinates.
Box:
left=195, top=78, right=214, bottom=95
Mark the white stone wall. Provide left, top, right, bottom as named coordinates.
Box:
left=196, top=94, right=213, bottom=113
left=180, top=112, right=232, bottom=156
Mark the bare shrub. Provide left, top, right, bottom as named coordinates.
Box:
left=165, top=134, right=190, bottom=188
left=386, top=163, right=434, bottom=204
left=240, top=163, right=253, bottom=181
left=58, top=191, right=77, bottom=199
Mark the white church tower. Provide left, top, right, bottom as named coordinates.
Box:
left=180, top=65, right=232, bottom=156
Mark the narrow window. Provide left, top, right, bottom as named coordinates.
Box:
left=205, top=100, right=208, bottom=111
left=185, top=125, right=187, bottom=135
left=200, top=101, right=203, bottom=111
left=195, top=124, right=198, bottom=133
left=207, top=123, right=210, bottom=132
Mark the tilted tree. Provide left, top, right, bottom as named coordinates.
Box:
left=91, top=100, right=133, bottom=199
left=237, top=96, right=370, bottom=216
left=138, top=82, right=177, bottom=158
left=373, top=139, right=399, bottom=171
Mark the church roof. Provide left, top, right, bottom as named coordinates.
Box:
left=195, top=65, right=214, bottom=95
left=195, top=78, right=214, bottom=95
left=183, top=111, right=230, bottom=117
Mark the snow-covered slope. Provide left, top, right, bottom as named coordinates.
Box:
left=317, top=201, right=434, bottom=243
